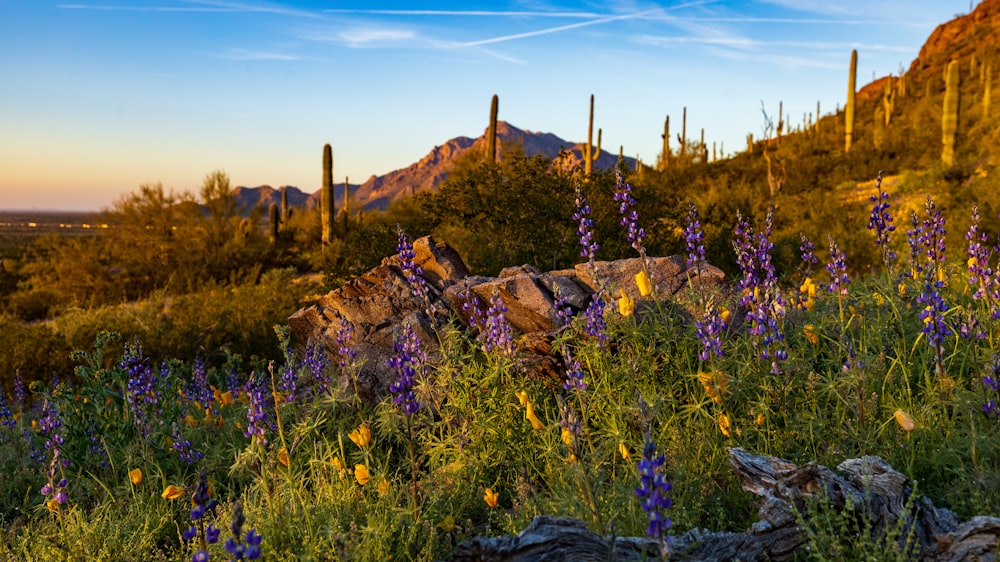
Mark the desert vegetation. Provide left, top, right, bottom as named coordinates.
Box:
left=2, top=8, right=1000, bottom=558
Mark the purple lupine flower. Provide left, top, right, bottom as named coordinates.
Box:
left=917, top=196, right=947, bottom=275
left=37, top=400, right=69, bottom=511
left=462, top=290, right=515, bottom=354
left=225, top=499, right=263, bottom=560
left=12, top=373, right=25, bottom=411
left=187, top=358, right=214, bottom=413
left=225, top=365, right=242, bottom=400
left=573, top=186, right=599, bottom=269
left=0, top=390, right=15, bottom=430
left=904, top=210, right=925, bottom=280
left=552, top=287, right=574, bottom=328
left=302, top=339, right=331, bottom=395
left=120, top=339, right=161, bottom=437
left=683, top=201, right=706, bottom=268
left=278, top=361, right=298, bottom=403
left=825, top=236, right=850, bottom=295
left=957, top=308, right=987, bottom=340
left=635, top=439, right=672, bottom=548
left=583, top=294, right=609, bottom=346
left=613, top=171, right=648, bottom=258
left=171, top=422, right=204, bottom=465
left=483, top=291, right=515, bottom=355
left=562, top=348, right=587, bottom=391
left=966, top=205, right=999, bottom=318
left=799, top=233, right=818, bottom=274
left=396, top=225, right=430, bottom=305
left=243, top=374, right=272, bottom=446
left=867, top=171, right=897, bottom=267
left=334, top=317, right=358, bottom=370
left=695, top=306, right=728, bottom=362
left=387, top=323, right=423, bottom=417
left=733, top=211, right=786, bottom=374
left=183, top=470, right=220, bottom=561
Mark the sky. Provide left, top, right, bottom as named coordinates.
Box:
left=0, top=0, right=972, bottom=211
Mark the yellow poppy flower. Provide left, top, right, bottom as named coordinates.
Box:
left=438, top=515, right=456, bottom=532
left=218, top=391, right=234, bottom=407
left=524, top=401, right=544, bottom=430
left=897, top=282, right=908, bottom=296
left=161, top=485, right=184, bottom=500
left=803, top=324, right=819, bottom=345
left=618, top=289, right=635, bottom=317
left=483, top=487, right=499, bottom=508
left=719, top=307, right=731, bottom=323
left=277, top=446, right=289, bottom=467
left=755, top=413, right=766, bottom=426
left=46, top=498, right=60, bottom=513
left=349, top=424, right=372, bottom=448
left=377, top=478, right=390, bottom=496
left=332, top=457, right=346, bottom=474
left=872, top=292, right=885, bottom=306
left=698, top=371, right=728, bottom=404
left=560, top=427, right=573, bottom=447
left=969, top=257, right=978, bottom=268
left=894, top=409, right=915, bottom=432
left=718, top=414, right=733, bottom=437
left=354, top=464, right=370, bottom=486
left=618, top=442, right=630, bottom=461
left=129, top=468, right=143, bottom=486
left=183, top=414, right=198, bottom=428
left=635, top=270, right=652, bottom=297
left=515, top=390, right=529, bottom=407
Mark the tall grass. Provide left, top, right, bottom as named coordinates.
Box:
left=1, top=180, right=999, bottom=561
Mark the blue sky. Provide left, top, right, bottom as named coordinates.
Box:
left=0, top=0, right=969, bottom=210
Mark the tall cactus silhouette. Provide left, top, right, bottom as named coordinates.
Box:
left=269, top=202, right=279, bottom=242
left=487, top=94, right=498, bottom=163
left=658, top=115, right=670, bottom=171
left=677, top=106, right=687, bottom=159
left=281, top=187, right=289, bottom=223
left=321, top=143, right=334, bottom=245
left=342, top=176, right=350, bottom=235
left=845, top=49, right=857, bottom=153
left=777, top=101, right=784, bottom=139
left=584, top=94, right=601, bottom=175
left=942, top=59, right=960, bottom=167
left=984, top=64, right=992, bottom=119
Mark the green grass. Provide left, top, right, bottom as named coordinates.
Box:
left=2, top=202, right=1000, bottom=562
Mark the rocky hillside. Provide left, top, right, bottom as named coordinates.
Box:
left=233, top=121, right=635, bottom=213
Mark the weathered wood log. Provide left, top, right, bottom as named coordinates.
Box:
left=447, top=448, right=1000, bottom=562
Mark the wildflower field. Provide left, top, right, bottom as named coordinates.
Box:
left=3, top=172, right=1000, bottom=561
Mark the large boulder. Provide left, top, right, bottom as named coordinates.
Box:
left=288, top=237, right=724, bottom=403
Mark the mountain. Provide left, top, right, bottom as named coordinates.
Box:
left=230, top=185, right=310, bottom=211
left=233, top=121, right=636, bottom=213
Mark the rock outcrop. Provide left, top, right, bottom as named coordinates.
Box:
left=288, top=236, right=724, bottom=401
left=447, top=447, right=1000, bottom=562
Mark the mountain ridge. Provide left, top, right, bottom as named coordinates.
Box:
left=233, top=121, right=636, bottom=213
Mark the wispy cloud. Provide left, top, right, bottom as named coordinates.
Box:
left=337, top=28, right=418, bottom=48
left=59, top=3, right=235, bottom=12
left=321, top=9, right=603, bottom=18
left=459, top=10, right=657, bottom=47
left=60, top=0, right=321, bottom=17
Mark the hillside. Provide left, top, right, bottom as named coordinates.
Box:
left=233, top=121, right=635, bottom=213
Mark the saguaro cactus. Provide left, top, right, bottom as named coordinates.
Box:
left=984, top=64, right=992, bottom=119
left=678, top=106, right=687, bottom=158
left=269, top=202, right=279, bottom=242
left=487, top=94, right=498, bottom=163
left=281, top=187, right=289, bottom=223
left=658, top=115, right=670, bottom=171
left=321, top=143, right=334, bottom=246
left=845, top=49, right=857, bottom=153
left=584, top=94, right=601, bottom=175
left=342, top=176, right=351, bottom=235
left=942, top=59, right=960, bottom=167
